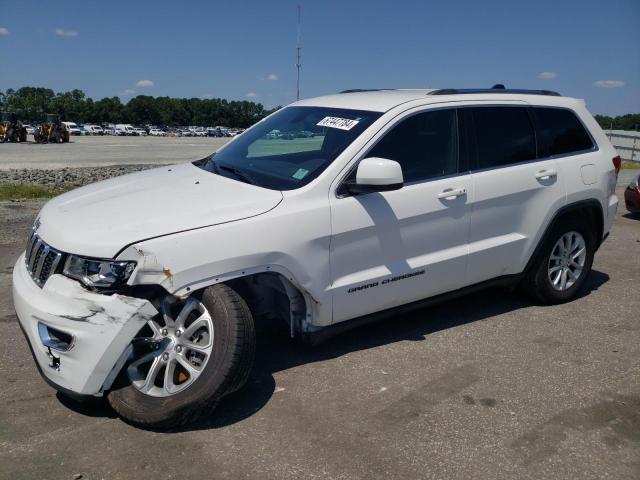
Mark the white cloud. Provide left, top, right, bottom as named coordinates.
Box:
left=593, top=80, right=625, bottom=88
left=136, top=79, right=154, bottom=87
left=0, top=27, right=9, bottom=36
left=538, top=71, right=557, bottom=79
left=55, top=28, right=78, bottom=37
left=122, top=89, right=136, bottom=95
left=259, top=73, right=278, bottom=81
left=245, top=92, right=258, bottom=98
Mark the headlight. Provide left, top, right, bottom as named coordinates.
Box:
left=63, top=255, right=136, bottom=289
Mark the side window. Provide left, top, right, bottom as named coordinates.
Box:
left=367, top=109, right=458, bottom=183
left=531, top=107, right=594, bottom=157
left=473, top=107, right=536, bottom=169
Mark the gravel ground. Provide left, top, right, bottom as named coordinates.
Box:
left=0, top=164, right=164, bottom=189
left=0, top=186, right=638, bottom=480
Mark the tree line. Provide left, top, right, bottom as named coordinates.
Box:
left=593, top=114, right=640, bottom=132
left=0, top=86, right=279, bottom=128
left=2, top=86, right=638, bottom=131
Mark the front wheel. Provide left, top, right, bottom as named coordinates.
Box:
left=523, top=217, right=595, bottom=304
left=108, top=284, right=255, bottom=429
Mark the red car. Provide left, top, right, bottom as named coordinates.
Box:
left=625, top=174, right=640, bottom=214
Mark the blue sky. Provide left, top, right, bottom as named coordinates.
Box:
left=1, top=0, right=638, bottom=115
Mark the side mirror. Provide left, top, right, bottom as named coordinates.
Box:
left=345, top=157, right=404, bottom=194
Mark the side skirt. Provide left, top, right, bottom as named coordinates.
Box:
left=300, top=274, right=522, bottom=346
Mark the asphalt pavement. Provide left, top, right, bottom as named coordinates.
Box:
left=0, top=136, right=231, bottom=170
left=0, top=184, right=638, bottom=479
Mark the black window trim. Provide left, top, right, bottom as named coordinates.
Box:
left=465, top=104, right=599, bottom=173
left=334, top=103, right=599, bottom=197
left=335, top=105, right=465, bottom=198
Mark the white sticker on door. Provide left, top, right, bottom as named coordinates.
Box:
left=316, top=116, right=360, bottom=131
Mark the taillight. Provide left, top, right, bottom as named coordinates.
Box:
left=612, top=156, right=622, bottom=177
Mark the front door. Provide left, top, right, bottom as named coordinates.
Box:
left=329, top=108, right=473, bottom=323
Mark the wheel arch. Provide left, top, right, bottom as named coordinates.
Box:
left=524, top=198, right=604, bottom=276
left=178, top=267, right=317, bottom=337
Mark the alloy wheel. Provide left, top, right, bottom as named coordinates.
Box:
left=547, top=231, right=587, bottom=291
left=127, top=296, right=214, bottom=397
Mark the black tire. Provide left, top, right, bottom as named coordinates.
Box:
left=523, top=216, right=596, bottom=304
left=107, top=284, right=255, bottom=429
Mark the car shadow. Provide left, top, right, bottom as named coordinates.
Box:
left=57, top=270, right=609, bottom=432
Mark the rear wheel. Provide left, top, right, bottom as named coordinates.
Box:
left=524, top=217, right=595, bottom=304
left=108, top=284, right=255, bottom=429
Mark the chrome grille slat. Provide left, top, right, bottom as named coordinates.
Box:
left=34, top=245, right=50, bottom=279
left=48, top=252, right=63, bottom=279
left=25, top=233, right=38, bottom=265
left=24, top=233, right=65, bottom=288
left=28, top=240, right=43, bottom=271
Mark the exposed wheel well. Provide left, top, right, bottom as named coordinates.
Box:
left=225, top=272, right=307, bottom=335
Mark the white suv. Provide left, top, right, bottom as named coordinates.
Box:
left=13, top=87, right=620, bottom=428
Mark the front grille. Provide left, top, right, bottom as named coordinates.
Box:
left=25, top=232, right=65, bottom=287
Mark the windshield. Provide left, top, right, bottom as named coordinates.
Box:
left=197, top=106, right=382, bottom=190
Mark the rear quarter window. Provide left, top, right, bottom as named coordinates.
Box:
left=531, top=107, right=594, bottom=157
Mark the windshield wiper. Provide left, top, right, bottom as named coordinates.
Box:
left=217, top=164, right=257, bottom=185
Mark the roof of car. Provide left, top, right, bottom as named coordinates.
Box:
left=292, top=88, right=576, bottom=113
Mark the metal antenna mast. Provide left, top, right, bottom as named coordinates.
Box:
left=296, top=4, right=302, bottom=100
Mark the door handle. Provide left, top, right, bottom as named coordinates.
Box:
left=437, top=187, right=467, bottom=200
left=535, top=169, right=557, bottom=180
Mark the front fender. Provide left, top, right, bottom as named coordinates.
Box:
left=116, top=200, right=333, bottom=326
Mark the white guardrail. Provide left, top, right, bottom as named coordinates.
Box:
left=605, top=130, right=640, bottom=163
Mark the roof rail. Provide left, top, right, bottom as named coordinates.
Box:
left=428, top=88, right=561, bottom=96
left=339, top=88, right=392, bottom=94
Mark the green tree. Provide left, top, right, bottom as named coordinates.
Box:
left=4, top=85, right=271, bottom=127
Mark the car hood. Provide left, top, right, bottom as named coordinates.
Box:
left=36, top=163, right=283, bottom=258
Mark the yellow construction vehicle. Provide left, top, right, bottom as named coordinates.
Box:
left=0, top=111, right=27, bottom=143
left=33, top=113, right=70, bottom=143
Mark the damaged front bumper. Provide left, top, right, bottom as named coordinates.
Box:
left=12, top=253, right=158, bottom=396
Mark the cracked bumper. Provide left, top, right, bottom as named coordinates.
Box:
left=12, top=253, right=158, bottom=396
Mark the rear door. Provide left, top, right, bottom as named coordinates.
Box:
left=464, top=105, right=565, bottom=285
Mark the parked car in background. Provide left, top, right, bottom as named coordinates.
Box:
left=114, top=124, right=130, bottom=136
left=62, top=121, right=83, bottom=136
left=23, top=124, right=35, bottom=135
left=83, top=125, right=104, bottom=135
left=149, top=128, right=165, bottom=136
left=625, top=174, right=640, bottom=214
left=133, top=127, right=147, bottom=136
left=115, top=124, right=137, bottom=136
left=206, top=127, right=225, bottom=137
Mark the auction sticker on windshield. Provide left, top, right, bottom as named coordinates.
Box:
left=317, top=116, right=360, bottom=131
